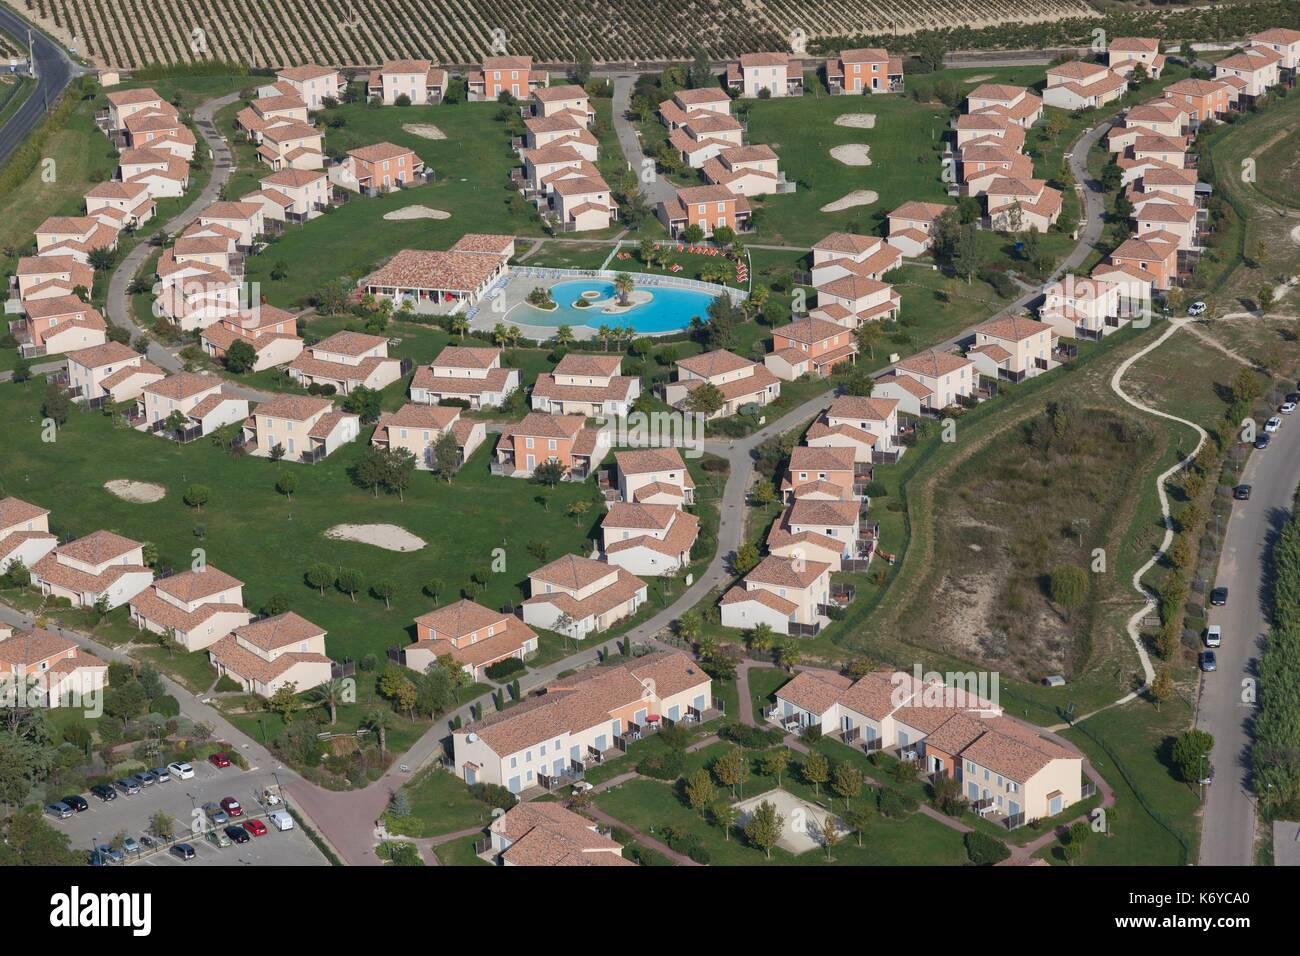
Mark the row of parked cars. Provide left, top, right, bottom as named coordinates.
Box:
left=45, top=758, right=214, bottom=819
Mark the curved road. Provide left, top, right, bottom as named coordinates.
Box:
left=0, top=5, right=79, bottom=163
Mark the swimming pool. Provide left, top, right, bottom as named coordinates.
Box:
left=516, top=279, right=720, bottom=333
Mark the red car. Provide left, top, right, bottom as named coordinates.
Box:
left=243, top=818, right=268, bottom=837
left=209, top=752, right=231, bottom=768
left=220, top=796, right=243, bottom=817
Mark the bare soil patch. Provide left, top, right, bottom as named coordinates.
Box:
left=104, top=480, right=166, bottom=503
left=383, top=205, right=451, bottom=221
left=403, top=123, right=446, bottom=140
left=820, top=190, right=878, bottom=212
left=325, top=524, right=427, bottom=552
left=829, top=144, right=872, bottom=166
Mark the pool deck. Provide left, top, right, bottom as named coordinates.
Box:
left=471, top=271, right=722, bottom=341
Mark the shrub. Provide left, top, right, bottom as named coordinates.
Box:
left=468, top=782, right=515, bottom=810
left=636, top=748, right=685, bottom=780
left=719, top=723, right=784, bottom=749
left=484, top=657, right=526, bottom=681
left=964, top=830, right=1011, bottom=865
left=877, top=787, right=918, bottom=818
left=149, top=695, right=180, bottom=718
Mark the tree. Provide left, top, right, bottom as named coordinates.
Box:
left=373, top=577, right=396, bottom=609
left=953, top=223, right=983, bottom=284
left=353, top=446, right=388, bottom=497
left=532, top=459, right=566, bottom=487
left=613, top=271, right=635, bottom=307
left=855, top=321, right=881, bottom=359
left=776, top=638, right=802, bottom=671
left=1171, top=728, right=1214, bottom=783
left=1150, top=666, right=1173, bottom=711
left=710, top=801, right=738, bottom=840
left=844, top=802, right=873, bottom=847
left=11, top=357, right=32, bottom=383
left=762, top=748, right=789, bottom=785
left=675, top=608, right=703, bottom=643
left=684, top=381, right=725, bottom=416
left=311, top=679, right=348, bottom=724
left=306, top=561, right=334, bottom=595
left=427, top=430, right=459, bottom=481
left=1062, top=820, right=1091, bottom=864
left=965, top=829, right=1011, bottom=865
left=684, top=768, right=716, bottom=815
left=713, top=746, right=747, bottom=798
left=41, top=383, right=71, bottom=426
left=182, top=484, right=210, bottom=511
left=803, top=750, right=829, bottom=795
left=224, top=338, right=257, bottom=373
left=343, top=385, right=382, bottom=423
left=733, top=541, right=760, bottom=575
left=1049, top=565, right=1090, bottom=620
left=832, top=762, right=863, bottom=810
left=749, top=622, right=776, bottom=656
left=743, top=799, right=784, bottom=859
left=268, top=683, right=300, bottom=721
left=276, top=471, right=297, bottom=501
left=814, top=813, right=842, bottom=860
left=385, top=448, right=417, bottom=501
left=362, top=708, right=392, bottom=756
left=148, top=810, right=175, bottom=841
left=336, top=567, right=364, bottom=602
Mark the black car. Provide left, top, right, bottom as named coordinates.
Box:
left=225, top=825, right=250, bottom=844
left=61, top=795, right=89, bottom=812
left=170, top=843, right=196, bottom=861
left=1288, top=393, right=1300, bottom=405
left=1234, top=484, right=1252, bottom=500
left=89, top=784, right=117, bottom=802
left=1255, top=433, right=1271, bottom=450
left=1211, top=587, right=1229, bottom=606
left=1200, top=650, right=1218, bottom=672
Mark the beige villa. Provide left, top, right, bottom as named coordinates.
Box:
left=521, top=554, right=648, bottom=640
left=32, top=530, right=153, bottom=610
left=531, top=353, right=640, bottom=418
left=410, top=345, right=520, bottom=409
left=664, top=349, right=781, bottom=419
left=208, top=612, right=333, bottom=698
left=371, top=403, right=487, bottom=470
left=720, top=554, right=832, bottom=635
left=129, top=565, right=252, bottom=652
left=288, top=330, right=403, bottom=395
left=406, top=599, right=539, bottom=682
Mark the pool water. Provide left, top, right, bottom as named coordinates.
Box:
left=517, top=279, right=719, bottom=333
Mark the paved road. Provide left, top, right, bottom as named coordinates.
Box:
left=0, top=5, right=80, bottom=163
left=1197, top=409, right=1300, bottom=865
left=610, top=73, right=676, bottom=207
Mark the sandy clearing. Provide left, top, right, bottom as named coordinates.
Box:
left=325, top=524, right=427, bottom=552
left=833, top=113, right=876, bottom=129
left=104, top=480, right=166, bottom=503
left=384, top=205, right=451, bottom=221
left=830, top=144, right=872, bottom=166
left=820, top=190, right=878, bottom=212
left=403, top=123, right=446, bottom=140
left=965, top=74, right=994, bottom=83
left=1291, top=224, right=1300, bottom=246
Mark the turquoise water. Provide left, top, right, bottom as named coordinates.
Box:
left=517, top=279, right=719, bottom=332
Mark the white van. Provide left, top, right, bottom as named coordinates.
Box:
left=1205, top=625, right=1222, bottom=648
left=268, top=810, right=294, bottom=831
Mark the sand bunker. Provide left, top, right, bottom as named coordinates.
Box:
left=1291, top=224, right=1300, bottom=246
left=830, top=144, right=872, bottom=166
left=833, top=113, right=876, bottom=129
left=104, top=480, right=166, bottom=503
left=325, top=524, right=427, bottom=552
left=403, top=123, right=446, bottom=140
left=384, top=205, right=451, bottom=221
left=821, top=190, right=879, bottom=212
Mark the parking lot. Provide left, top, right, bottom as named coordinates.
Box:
left=53, top=759, right=328, bottom=867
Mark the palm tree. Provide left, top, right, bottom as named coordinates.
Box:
left=450, top=314, right=469, bottom=339
left=492, top=322, right=510, bottom=347
left=507, top=324, right=523, bottom=348
left=362, top=708, right=392, bottom=757
left=554, top=324, right=575, bottom=348
left=312, top=679, right=349, bottom=725
left=597, top=324, right=613, bottom=350
left=613, top=272, right=635, bottom=307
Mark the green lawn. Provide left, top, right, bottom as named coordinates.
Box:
left=385, top=765, right=498, bottom=838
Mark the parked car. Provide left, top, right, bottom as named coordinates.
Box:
left=268, top=810, right=294, bottom=831
left=1200, top=764, right=1215, bottom=786
left=1255, top=433, right=1271, bottom=449
left=87, top=850, right=107, bottom=866
left=1266, top=416, right=1282, bottom=433
left=139, top=834, right=155, bottom=849
left=167, top=761, right=195, bottom=780
left=114, top=778, right=141, bottom=796
left=1200, top=650, right=1218, bottom=672
left=1281, top=401, right=1297, bottom=416
left=220, top=796, right=243, bottom=817
left=122, top=836, right=140, bottom=855
left=44, top=802, right=73, bottom=819
left=61, top=795, right=89, bottom=812
left=209, top=752, right=232, bottom=769
left=1288, top=393, right=1300, bottom=405
left=243, top=818, right=268, bottom=837
left=1187, top=301, right=1207, bottom=316
left=131, top=771, right=157, bottom=788
left=89, top=784, right=117, bottom=802
left=225, top=825, right=250, bottom=844
left=150, top=766, right=171, bottom=783
left=206, top=828, right=232, bottom=849
left=202, top=802, right=228, bottom=826
left=1211, top=587, right=1229, bottom=606
left=1205, top=625, right=1222, bottom=648
left=1234, top=484, right=1252, bottom=500
left=170, top=843, right=196, bottom=861
left=98, top=844, right=125, bottom=864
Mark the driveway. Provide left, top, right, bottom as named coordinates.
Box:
left=610, top=74, right=676, bottom=207
left=1197, top=410, right=1300, bottom=864
left=0, top=6, right=80, bottom=163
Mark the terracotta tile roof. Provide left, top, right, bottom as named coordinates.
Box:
left=233, top=612, right=324, bottom=651
left=151, top=565, right=242, bottom=604
left=0, top=627, right=77, bottom=667
left=0, top=497, right=49, bottom=528
left=805, top=420, right=877, bottom=446
left=775, top=668, right=855, bottom=714
left=129, top=589, right=250, bottom=634
left=603, top=502, right=677, bottom=532
left=143, top=372, right=221, bottom=401
left=533, top=84, right=588, bottom=103
left=529, top=553, right=616, bottom=591
left=56, top=529, right=141, bottom=565
left=279, top=64, right=338, bottom=82
left=552, top=352, right=622, bottom=377
left=310, top=330, right=386, bottom=358
left=817, top=274, right=891, bottom=301
left=412, top=366, right=515, bottom=396
left=633, top=481, right=689, bottom=503
left=604, top=509, right=699, bottom=558
left=376, top=403, right=460, bottom=434
left=828, top=395, right=898, bottom=421
left=532, top=373, right=636, bottom=405
left=364, top=249, right=504, bottom=293
left=744, top=554, right=830, bottom=589
left=614, top=447, right=691, bottom=478
left=788, top=445, right=855, bottom=473
left=876, top=373, right=932, bottom=399
left=975, top=315, right=1053, bottom=342
left=895, top=349, right=973, bottom=379
left=787, top=497, right=859, bottom=528
left=719, top=584, right=798, bottom=615
left=676, top=349, right=753, bottom=378
left=1253, top=27, right=1300, bottom=44
left=254, top=394, right=332, bottom=422
left=774, top=316, right=850, bottom=346
left=889, top=201, right=950, bottom=223
left=674, top=87, right=730, bottom=105
left=432, top=345, right=500, bottom=370
left=414, top=598, right=508, bottom=638
left=209, top=634, right=330, bottom=684
left=64, top=341, right=138, bottom=370
left=523, top=565, right=646, bottom=622
left=411, top=615, right=537, bottom=670
left=500, top=411, right=584, bottom=441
